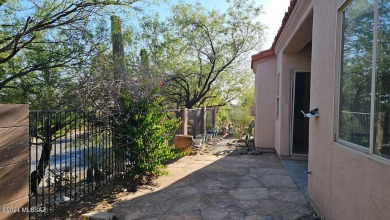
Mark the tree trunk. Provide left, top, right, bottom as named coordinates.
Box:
left=30, top=138, right=52, bottom=195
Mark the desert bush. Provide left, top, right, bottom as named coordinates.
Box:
left=116, top=89, right=180, bottom=177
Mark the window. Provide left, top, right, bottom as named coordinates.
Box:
left=374, top=0, right=390, bottom=158
left=339, top=0, right=390, bottom=160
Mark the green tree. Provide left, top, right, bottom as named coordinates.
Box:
left=233, top=78, right=254, bottom=137
left=193, top=68, right=244, bottom=108
left=0, top=0, right=143, bottom=93
left=0, top=0, right=150, bottom=195
left=132, top=0, right=265, bottom=108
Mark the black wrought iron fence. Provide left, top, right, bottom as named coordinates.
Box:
left=29, top=110, right=126, bottom=219
left=205, top=108, right=216, bottom=131
left=187, top=108, right=203, bottom=138
left=166, top=107, right=218, bottom=140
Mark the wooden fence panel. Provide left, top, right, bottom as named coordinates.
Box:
left=0, top=104, right=29, bottom=220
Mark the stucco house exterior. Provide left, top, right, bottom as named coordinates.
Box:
left=252, top=0, right=390, bottom=219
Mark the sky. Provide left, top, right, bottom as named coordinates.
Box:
left=148, top=0, right=291, bottom=50
left=256, top=0, right=291, bottom=49
left=185, top=0, right=291, bottom=50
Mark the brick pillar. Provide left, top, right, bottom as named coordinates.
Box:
left=0, top=104, right=29, bottom=220
left=180, top=108, right=188, bottom=135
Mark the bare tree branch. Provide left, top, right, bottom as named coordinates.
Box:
left=0, top=0, right=143, bottom=90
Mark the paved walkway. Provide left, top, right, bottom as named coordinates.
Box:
left=110, top=138, right=315, bottom=220
left=282, top=160, right=309, bottom=197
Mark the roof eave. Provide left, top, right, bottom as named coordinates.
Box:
left=251, top=49, right=275, bottom=70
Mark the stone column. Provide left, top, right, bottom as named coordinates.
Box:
left=202, top=107, right=207, bottom=135
left=180, top=108, right=188, bottom=135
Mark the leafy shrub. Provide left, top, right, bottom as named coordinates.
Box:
left=117, top=90, right=180, bottom=176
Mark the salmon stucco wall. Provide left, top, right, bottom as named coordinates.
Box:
left=254, top=57, right=276, bottom=149
left=308, top=0, right=337, bottom=217
left=253, top=0, right=390, bottom=218
left=274, top=44, right=312, bottom=157
left=309, top=0, right=390, bottom=219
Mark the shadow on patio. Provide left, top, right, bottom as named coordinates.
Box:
left=108, top=138, right=315, bottom=220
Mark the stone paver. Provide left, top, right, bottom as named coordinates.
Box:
left=110, top=137, right=315, bottom=220
left=80, top=211, right=118, bottom=220
left=282, top=160, right=309, bottom=196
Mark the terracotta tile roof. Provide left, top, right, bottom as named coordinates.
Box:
left=250, top=49, right=275, bottom=68
left=251, top=0, right=298, bottom=69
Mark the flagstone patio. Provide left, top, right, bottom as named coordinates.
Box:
left=99, top=137, right=316, bottom=220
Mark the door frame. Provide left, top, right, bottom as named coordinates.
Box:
left=290, top=70, right=311, bottom=156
